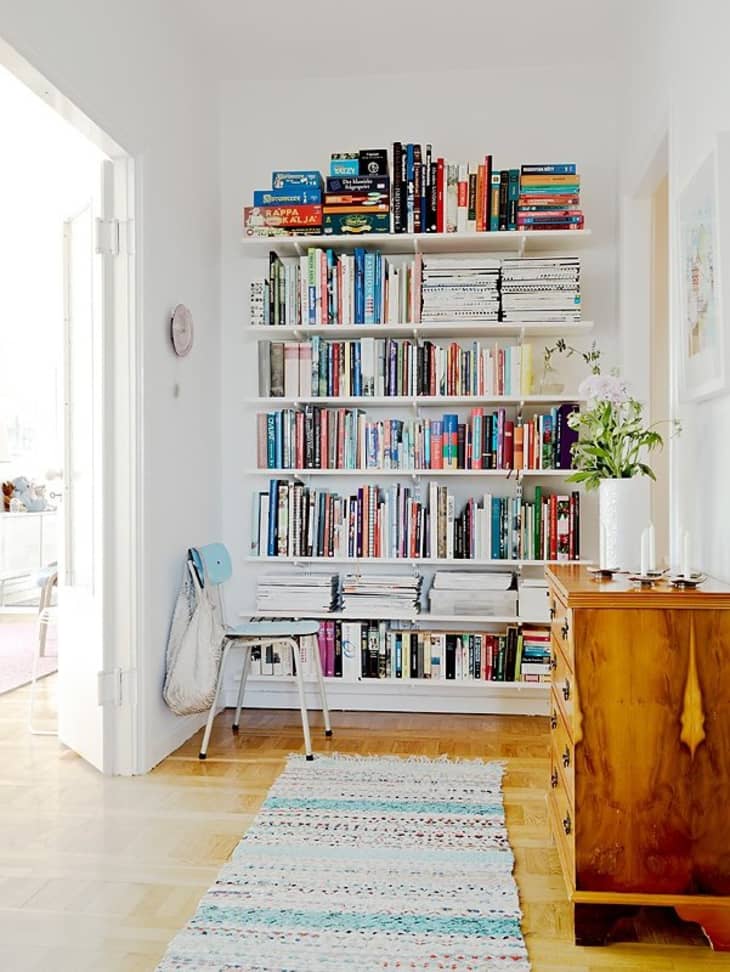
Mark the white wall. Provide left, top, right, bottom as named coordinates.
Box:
left=220, top=65, right=621, bottom=618
left=621, top=0, right=730, bottom=581
left=0, top=1, right=222, bottom=770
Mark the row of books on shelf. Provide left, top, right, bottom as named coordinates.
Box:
left=251, top=620, right=551, bottom=683
left=243, top=158, right=584, bottom=237
left=256, top=405, right=579, bottom=472
left=258, top=337, right=538, bottom=399
left=251, top=254, right=580, bottom=328
left=252, top=480, right=581, bottom=561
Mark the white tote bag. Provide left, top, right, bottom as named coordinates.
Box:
left=163, top=562, right=226, bottom=716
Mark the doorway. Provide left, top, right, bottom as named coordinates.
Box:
left=650, top=175, right=670, bottom=566
left=0, top=52, right=138, bottom=775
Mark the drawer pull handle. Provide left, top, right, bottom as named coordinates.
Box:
left=550, top=710, right=558, bottom=730
left=561, top=620, right=570, bottom=641
left=550, top=656, right=557, bottom=671
left=550, top=768, right=559, bottom=788
left=563, top=813, right=572, bottom=836
left=562, top=746, right=571, bottom=769
left=562, top=679, right=571, bottom=702
left=549, top=604, right=556, bottom=620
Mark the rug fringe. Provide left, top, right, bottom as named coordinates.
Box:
left=286, top=751, right=506, bottom=776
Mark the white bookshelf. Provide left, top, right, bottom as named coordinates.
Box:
left=241, top=228, right=589, bottom=717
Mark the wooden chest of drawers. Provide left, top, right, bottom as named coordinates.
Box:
left=545, top=564, right=730, bottom=949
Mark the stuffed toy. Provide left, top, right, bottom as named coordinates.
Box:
left=1, top=481, right=12, bottom=512
left=10, top=476, right=49, bottom=512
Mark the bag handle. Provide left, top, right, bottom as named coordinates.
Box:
left=187, top=547, right=205, bottom=589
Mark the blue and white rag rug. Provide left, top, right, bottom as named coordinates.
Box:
left=157, top=754, right=530, bottom=971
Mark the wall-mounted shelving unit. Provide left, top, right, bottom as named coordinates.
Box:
left=238, top=228, right=591, bottom=716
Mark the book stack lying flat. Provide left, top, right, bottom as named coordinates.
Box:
left=428, top=571, right=517, bottom=616
left=341, top=573, right=422, bottom=615
left=517, top=164, right=584, bottom=231
left=324, top=174, right=390, bottom=236
left=500, top=257, right=581, bottom=324
left=243, top=171, right=323, bottom=238
left=421, top=258, right=501, bottom=322
left=255, top=573, right=340, bottom=613
left=519, top=626, right=552, bottom=682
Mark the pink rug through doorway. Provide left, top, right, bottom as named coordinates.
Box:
left=0, top=621, right=57, bottom=695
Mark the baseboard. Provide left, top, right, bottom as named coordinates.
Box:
left=140, top=710, right=210, bottom=774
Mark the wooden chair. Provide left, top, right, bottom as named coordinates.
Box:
left=190, top=544, right=332, bottom=761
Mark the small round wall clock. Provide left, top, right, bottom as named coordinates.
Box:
left=170, top=304, right=194, bottom=357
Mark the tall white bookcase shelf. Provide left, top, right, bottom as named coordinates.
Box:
left=238, top=229, right=592, bottom=717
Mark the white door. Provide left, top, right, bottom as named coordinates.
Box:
left=57, top=161, right=114, bottom=772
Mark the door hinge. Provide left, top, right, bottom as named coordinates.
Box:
left=118, top=217, right=135, bottom=255
left=97, top=667, right=137, bottom=706
left=95, top=217, right=134, bottom=256
left=95, top=217, right=119, bottom=256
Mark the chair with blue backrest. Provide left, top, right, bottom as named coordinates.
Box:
left=190, top=543, right=332, bottom=761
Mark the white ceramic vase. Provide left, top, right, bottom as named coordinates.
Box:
left=599, top=477, right=650, bottom=570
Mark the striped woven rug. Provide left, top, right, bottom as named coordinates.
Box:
left=157, top=754, right=530, bottom=971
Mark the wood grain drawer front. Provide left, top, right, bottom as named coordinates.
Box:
left=551, top=634, right=574, bottom=727
left=550, top=689, right=575, bottom=800
left=550, top=598, right=574, bottom=669
left=549, top=747, right=576, bottom=893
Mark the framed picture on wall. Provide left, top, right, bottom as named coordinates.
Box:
left=677, top=137, right=730, bottom=401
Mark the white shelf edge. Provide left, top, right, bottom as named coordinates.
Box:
left=241, top=228, right=592, bottom=257
left=244, top=675, right=549, bottom=692
left=245, top=321, right=594, bottom=340
left=245, top=468, right=576, bottom=478
left=246, top=556, right=587, bottom=566
left=240, top=609, right=550, bottom=624
left=246, top=394, right=585, bottom=407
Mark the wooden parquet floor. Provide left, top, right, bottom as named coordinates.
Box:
left=1, top=677, right=729, bottom=970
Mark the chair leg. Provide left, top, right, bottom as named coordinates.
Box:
left=29, top=612, right=56, bottom=737
left=312, top=631, right=333, bottom=737
left=232, top=647, right=251, bottom=734
left=199, top=641, right=231, bottom=760
left=289, top=638, right=313, bottom=760
left=37, top=581, right=49, bottom=658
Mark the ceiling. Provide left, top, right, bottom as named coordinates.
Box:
left=180, top=0, right=629, bottom=81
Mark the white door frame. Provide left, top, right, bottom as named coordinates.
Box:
left=0, top=38, right=141, bottom=775
left=619, top=124, right=673, bottom=558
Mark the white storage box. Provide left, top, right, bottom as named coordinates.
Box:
left=518, top=580, right=551, bottom=622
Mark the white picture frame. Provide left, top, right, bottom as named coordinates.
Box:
left=677, top=137, right=730, bottom=401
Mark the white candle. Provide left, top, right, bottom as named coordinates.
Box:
left=640, top=529, right=649, bottom=576
left=648, top=522, right=656, bottom=573
left=599, top=524, right=607, bottom=570
left=682, top=531, right=691, bottom=579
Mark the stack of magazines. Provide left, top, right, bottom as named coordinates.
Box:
left=421, top=257, right=501, bottom=322
left=255, top=573, right=340, bottom=613
left=341, top=573, right=422, bottom=615
left=500, top=256, right=581, bottom=323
